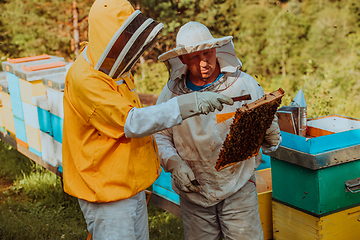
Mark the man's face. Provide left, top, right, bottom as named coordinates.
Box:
left=180, top=48, right=218, bottom=81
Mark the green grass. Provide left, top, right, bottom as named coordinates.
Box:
left=0, top=140, right=184, bottom=240
left=148, top=203, right=184, bottom=239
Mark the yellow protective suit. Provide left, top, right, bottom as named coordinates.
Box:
left=62, top=0, right=160, bottom=203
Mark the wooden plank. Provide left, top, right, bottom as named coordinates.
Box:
left=258, top=191, right=273, bottom=240
left=273, top=200, right=360, bottom=240
left=273, top=200, right=320, bottom=240
left=151, top=193, right=182, bottom=218
left=257, top=168, right=272, bottom=192
left=257, top=168, right=273, bottom=240
left=320, top=204, right=360, bottom=239
left=7, top=54, right=50, bottom=64
left=21, top=61, right=66, bottom=72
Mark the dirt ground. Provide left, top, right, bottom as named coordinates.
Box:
left=0, top=175, right=11, bottom=239
left=0, top=176, right=11, bottom=203
left=0, top=176, right=24, bottom=203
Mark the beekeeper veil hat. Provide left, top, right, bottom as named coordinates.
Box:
left=158, top=21, right=232, bottom=62
left=91, top=7, right=164, bottom=79
left=158, top=21, right=241, bottom=80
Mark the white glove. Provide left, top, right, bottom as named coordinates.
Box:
left=177, top=92, right=233, bottom=120
left=262, top=115, right=281, bottom=154
left=166, top=155, right=199, bottom=193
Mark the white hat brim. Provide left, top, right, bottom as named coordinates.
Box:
left=158, top=36, right=233, bottom=62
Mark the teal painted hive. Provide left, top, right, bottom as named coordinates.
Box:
left=268, top=115, right=360, bottom=216
left=271, top=158, right=360, bottom=216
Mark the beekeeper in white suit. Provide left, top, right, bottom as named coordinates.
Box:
left=154, top=21, right=281, bottom=240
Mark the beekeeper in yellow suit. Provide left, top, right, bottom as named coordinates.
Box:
left=62, top=1, right=234, bottom=239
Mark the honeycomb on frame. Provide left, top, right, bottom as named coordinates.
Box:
left=215, top=88, right=285, bottom=171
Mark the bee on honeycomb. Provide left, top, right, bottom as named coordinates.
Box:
left=215, top=88, right=284, bottom=171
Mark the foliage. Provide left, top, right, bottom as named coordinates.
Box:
left=264, top=10, right=309, bottom=77
left=11, top=165, right=65, bottom=206
left=148, top=202, right=184, bottom=239
left=134, top=62, right=169, bottom=95
left=0, top=0, right=92, bottom=62
left=134, top=0, right=360, bottom=118
left=232, top=4, right=277, bottom=76
left=0, top=0, right=360, bottom=116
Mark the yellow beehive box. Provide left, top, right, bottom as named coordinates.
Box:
left=0, top=105, right=4, bottom=129
left=256, top=168, right=273, bottom=240
left=25, top=123, right=42, bottom=153
left=19, top=78, right=46, bottom=105
left=273, top=200, right=360, bottom=240
left=0, top=91, right=12, bottom=110
left=2, top=106, right=15, bottom=134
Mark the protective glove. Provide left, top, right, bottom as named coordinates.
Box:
left=177, top=92, right=233, bottom=120
left=166, top=155, right=199, bottom=193
left=262, top=116, right=281, bottom=154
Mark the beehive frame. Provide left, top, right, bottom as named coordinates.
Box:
left=215, top=88, right=284, bottom=171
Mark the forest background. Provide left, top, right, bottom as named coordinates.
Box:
left=1, top=0, right=360, bottom=118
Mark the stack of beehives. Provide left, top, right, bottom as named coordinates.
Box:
left=0, top=54, right=70, bottom=172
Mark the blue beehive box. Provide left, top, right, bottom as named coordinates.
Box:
left=33, top=95, right=52, bottom=136
left=6, top=72, right=21, bottom=98
left=51, top=114, right=63, bottom=143
left=6, top=72, right=24, bottom=120
left=29, top=146, right=42, bottom=157
left=38, top=108, right=53, bottom=136
left=43, top=73, right=67, bottom=168
left=280, top=115, right=360, bottom=155
left=13, top=115, right=27, bottom=144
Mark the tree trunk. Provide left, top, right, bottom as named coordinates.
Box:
left=73, top=1, right=80, bottom=57
left=281, top=47, right=286, bottom=77
left=140, top=56, right=146, bottom=80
